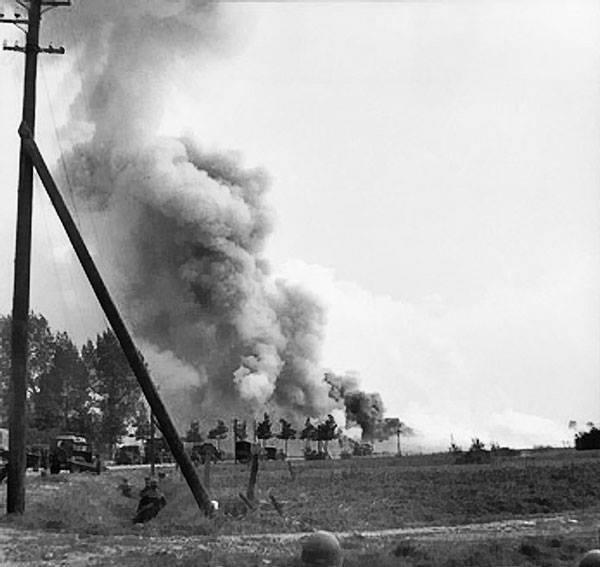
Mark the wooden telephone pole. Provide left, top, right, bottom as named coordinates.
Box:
left=4, top=1, right=213, bottom=517
left=1, top=0, right=69, bottom=514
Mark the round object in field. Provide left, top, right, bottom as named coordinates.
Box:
left=580, top=550, right=600, bottom=567
left=301, top=531, right=343, bottom=567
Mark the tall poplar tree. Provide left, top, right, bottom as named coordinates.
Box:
left=90, top=330, right=140, bottom=452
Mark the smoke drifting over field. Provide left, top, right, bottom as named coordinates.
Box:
left=56, top=0, right=339, bottom=425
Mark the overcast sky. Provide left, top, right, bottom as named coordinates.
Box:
left=1, top=1, right=599, bottom=450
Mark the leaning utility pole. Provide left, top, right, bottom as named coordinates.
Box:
left=18, top=123, right=214, bottom=516
left=1, top=0, right=69, bottom=514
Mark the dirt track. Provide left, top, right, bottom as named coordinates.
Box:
left=0, top=512, right=597, bottom=566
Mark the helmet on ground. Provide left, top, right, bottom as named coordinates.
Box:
left=580, top=550, right=600, bottom=567
left=301, top=531, right=343, bottom=567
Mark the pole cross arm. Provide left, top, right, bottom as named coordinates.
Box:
left=3, top=42, right=25, bottom=52
left=18, top=122, right=214, bottom=517
left=3, top=42, right=64, bottom=54
left=0, top=18, right=30, bottom=24
left=39, top=44, right=64, bottom=54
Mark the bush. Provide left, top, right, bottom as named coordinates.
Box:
left=575, top=427, right=600, bottom=450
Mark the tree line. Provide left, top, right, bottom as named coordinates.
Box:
left=0, top=313, right=341, bottom=458
left=1, top=312, right=395, bottom=459
left=0, top=313, right=148, bottom=452
left=185, top=412, right=340, bottom=456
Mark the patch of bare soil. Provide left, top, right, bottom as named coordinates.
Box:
left=0, top=511, right=598, bottom=565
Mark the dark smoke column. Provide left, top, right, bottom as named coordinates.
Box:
left=57, top=1, right=337, bottom=427
left=325, top=372, right=403, bottom=442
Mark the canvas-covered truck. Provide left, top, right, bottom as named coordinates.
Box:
left=0, top=430, right=51, bottom=478
left=114, top=444, right=143, bottom=465
left=49, top=434, right=95, bottom=473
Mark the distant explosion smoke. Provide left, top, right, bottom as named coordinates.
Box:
left=325, top=372, right=407, bottom=441
left=54, top=1, right=334, bottom=426
left=52, top=1, right=398, bottom=432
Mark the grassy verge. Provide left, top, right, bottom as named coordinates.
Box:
left=3, top=453, right=600, bottom=536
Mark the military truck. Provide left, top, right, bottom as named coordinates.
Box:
left=49, top=434, right=94, bottom=474
left=235, top=440, right=252, bottom=464
left=0, top=429, right=49, bottom=478
left=143, top=436, right=173, bottom=464
left=114, top=444, right=143, bottom=465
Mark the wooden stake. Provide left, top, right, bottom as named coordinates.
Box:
left=203, top=458, right=211, bottom=492
left=238, top=491, right=254, bottom=511
left=269, top=493, right=284, bottom=518
left=246, top=452, right=259, bottom=502
left=287, top=460, right=296, bottom=481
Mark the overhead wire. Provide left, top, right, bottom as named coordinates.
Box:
left=61, top=10, right=119, bottom=278
left=35, top=170, right=76, bottom=337
left=39, top=60, right=95, bottom=340
left=51, top=12, right=104, bottom=254
left=36, top=25, right=197, bottom=341
left=47, top=14, right=165, bottom=336
left=37, top=10, right=214, bottom=344
left=39, top=60, right=79, bottom=222
left=39, top=59, right=110, bottom=339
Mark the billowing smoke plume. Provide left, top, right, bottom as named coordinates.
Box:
left=325, top=372, right=410, bottom=441
left=55, top=1, right=335, bottom=427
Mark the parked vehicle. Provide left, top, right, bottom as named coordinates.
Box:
left=304, top=448, right=330, bottom=461
left=352, top=443, right=373, bottom=457
left=143, top=436, right=173, bottom=464
left=0, top=428, right=48, bottom=473
left=49, top=434, right=94, bottom=473
left=114, top=444, right=142, bottom=465
left=264, top=446, right=283, bottom=461
left=192, top=442, right=222, bottom=464
left=235, top=441, right=252, bottom=464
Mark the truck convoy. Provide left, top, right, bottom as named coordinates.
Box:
left=0, top=431, right=96, bottom=477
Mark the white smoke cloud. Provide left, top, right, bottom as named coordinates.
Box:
left=277, top=256, right=598, bottom=450
left=233, top=342, right=282, bottom=404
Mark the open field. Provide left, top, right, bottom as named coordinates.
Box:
left=2, top=449, right=600, bottom=564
